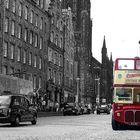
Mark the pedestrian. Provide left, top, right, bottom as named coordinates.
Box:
left=55, top=102, right=59, bottom=112
left=42, top=100, right=46, bottom=111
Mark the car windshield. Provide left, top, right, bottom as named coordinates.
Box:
left=114, top=87, right=133, bottom=103
left=0, top=96, right=11, bottom=106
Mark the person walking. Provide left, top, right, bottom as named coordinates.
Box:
left=55, top=101, right=59, bottom=112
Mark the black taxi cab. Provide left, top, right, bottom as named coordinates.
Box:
left=0, top=93, right=37, bottom=126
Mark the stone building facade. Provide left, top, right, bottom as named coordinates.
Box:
left=0, top=0, right=50, bottom=93
left=62, top=8, right=75, bottom=103
left=47, top=0, right=64, bottom=104
left=61, top=0, right=93, bottom=104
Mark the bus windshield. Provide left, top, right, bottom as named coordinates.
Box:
left=114, top=87, right=140, bottom=104
left=114, top=88, right=132, bottom=103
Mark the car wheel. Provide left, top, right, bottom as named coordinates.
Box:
left=11, top=116, right=20, bottom=126
left=31, top=115, right=37, bottom=125
left=97, top=110, right=100, bottom=115
left=107, top=111, right=110, bottom=114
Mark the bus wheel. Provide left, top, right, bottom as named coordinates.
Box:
left=112, top=118, right=119, bottom=130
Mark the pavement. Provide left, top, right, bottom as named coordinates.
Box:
left=38, top=111, right=63, bottom=117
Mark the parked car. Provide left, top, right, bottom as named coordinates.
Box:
left=63, top=103, right=82, bottom=116
left=96, top=103, right=110, bottom=114
left=0, top=94, right=37, bottom=126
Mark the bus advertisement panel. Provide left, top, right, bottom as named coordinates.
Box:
left=112, top=58, right=140, bottom=130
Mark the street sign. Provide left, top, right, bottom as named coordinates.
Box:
left=96, top=98, right=99, bottom=103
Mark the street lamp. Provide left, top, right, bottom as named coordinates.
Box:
left=95, top=78, right=100, bottom=105
left=76, top=77, right=80, bottom=103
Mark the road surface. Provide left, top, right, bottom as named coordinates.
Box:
left=0, top=113, right=140, bottom=140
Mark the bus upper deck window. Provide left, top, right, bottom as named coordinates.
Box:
left=118, top=60, right=134, bottom=70
left=136, top=60, right=140, bottom=69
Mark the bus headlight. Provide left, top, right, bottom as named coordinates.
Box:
left=117, top=112, right=120, bottom=117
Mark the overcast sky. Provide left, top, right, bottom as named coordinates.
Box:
left=91, top=0, right=140, bottom=63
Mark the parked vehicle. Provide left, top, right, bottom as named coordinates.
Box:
left=96, top=103, right=110, bottom=114
left=63, top=103, right=82, bottom=116
left=0, top=93, right=37, bottom=126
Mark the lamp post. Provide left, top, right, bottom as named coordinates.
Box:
left=76, top=77, right=80, bottom=103
left=95, top=78, right=100, bottom=105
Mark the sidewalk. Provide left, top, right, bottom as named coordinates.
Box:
left=38, top=111, right=63, bottom=117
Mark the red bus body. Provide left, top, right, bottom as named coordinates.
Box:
left=112, top=58, right=140, bottom=130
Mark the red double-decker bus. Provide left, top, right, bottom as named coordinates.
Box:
left=112, top=58, right=140, bottom=130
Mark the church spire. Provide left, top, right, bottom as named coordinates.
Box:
left=102, top=35, right=107, bottom=54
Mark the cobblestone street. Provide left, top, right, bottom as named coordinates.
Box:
left=0, top=113, right=140, bottom=140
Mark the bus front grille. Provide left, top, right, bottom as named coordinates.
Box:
left=135, top=111, right=140, bottom=123
left=125, top=111, right=134, bottom=122
left=125, top=110, right=140, bottom=124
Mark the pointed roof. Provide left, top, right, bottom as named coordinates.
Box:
left=102, top=35, right=107, bottom=54
left=110, top=52, right=112, bottom=61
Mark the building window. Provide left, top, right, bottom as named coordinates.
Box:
left=4, top=17, right=8, bottom=33
left=18, top=24, right=22, bottom=39
left=12, top=0, right=16, bottom=13
left=60, top=37, right=63, bottom=48
left=23, top=49, right=26, bottom=63
left=71, top=63, right=73, bottom=74
left=55, top=35, right=59, bottom=46
left=48, top=69, right=51, bottom=80
left=18, top=2, right=22, bottom=17
left=17, top=47, right=21, bottom=62
left=39, top=77, right=41, bottom=88
left=40, top=17, right=43, bottom=30
left=40, top=0, right=43, bottom=8
left=35, top=14, right=38, bottom=27
left=29, top=52, right=32, bottom=65
left=39, top=37, right=43, bottom=49
left=39, top=57, right=42, bottom=69
left=11, top=20, right=15, bottom=36
left=54, top=71, right=56, bottom=84
left=34, top=55, right=37, bottom=67
left=56, top=19, right=59, bottom=28
left=60, top=21, right=63, bottom=31
left=5, top=0, right=9, bottom=9
left=35, top=34, right=38, bottom=47
left=33, top=75, right=36, bottom=89
left=24, top=28, right=28, bottom=42
left=10, top=44, right=14, bottom=60
left=45, top=22, right=47, bottom=33
left=50, top=31, right=54, bottom=42
left=30, top=31, right=33, bottom=44
left=3, top=41, right=8, bottom=57
left=51, top=16, right=54, bottom=25
left=30, top=10, right=34, bottom=24
left=54, top=52, right=57, bottom=64
left=48, top=49, right=52, bottom=61
left=24, top=6, right=28, bottom=20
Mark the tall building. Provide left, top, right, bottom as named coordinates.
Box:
left=101, top=36, right=113, bottom=103
left=62, top=7, right=75, bottom=103
left=47, top=0, right=64, bottom=104
left=62, top=0, right=93, bottom=104
left=0, top=0, right=50, bottom=93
